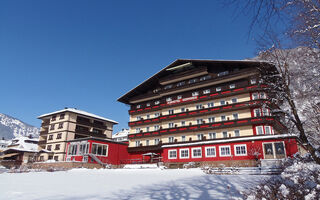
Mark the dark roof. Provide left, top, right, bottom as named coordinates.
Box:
left=117, top=59, right=272, bottom=104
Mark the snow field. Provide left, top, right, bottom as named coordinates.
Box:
left=0, top=168, right=271, bottom=200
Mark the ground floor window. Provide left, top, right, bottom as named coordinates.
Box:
left=92, top=143, right=108, bottom=156
left=234, top=144, right=247, bottom=156
left=205, top=146, right=216, bottom=157
left=263, top=142, right=286, bottom=159
left=79, top=143, right=89, bottom=155
left=192, top=148, right=202, bottom=158
left=180, top=149, right=189, bottom=159
left=68, top=143, right=78, bottom=155
left=219, top=146, right=231, bottom=157
left=168, top=150, right=177, bottom=159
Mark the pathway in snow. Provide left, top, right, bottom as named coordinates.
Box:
left=0, top=168, right=270, bottom=200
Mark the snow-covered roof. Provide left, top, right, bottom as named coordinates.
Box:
left=38, top=108, right=118, bottom=124
left=112, top=129, right=129, bottom=138
left=162, top=134, right=297, bottom=148
left=4, top=136, right=39, bottom=153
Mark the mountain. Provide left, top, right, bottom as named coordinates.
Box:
left=0, top=113, right=39, bottom=139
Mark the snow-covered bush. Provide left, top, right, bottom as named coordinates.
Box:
left=243, top=154, right=320, bottom=200
left=183, top=162, right=198, bottom=169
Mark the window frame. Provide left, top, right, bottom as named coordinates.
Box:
left=234, top=144, right=247, bottom=156
left=168, top=149, right=177, bottom=159
left=179, top=148, right=190, bottom=159
left=205, top=146, right=216, bottom=157
left=219, top=145, right=231, bottom=157
left=191, top=147, right=202, bottom=158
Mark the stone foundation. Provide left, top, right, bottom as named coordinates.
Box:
left=165, top=159, right=259, bottom=169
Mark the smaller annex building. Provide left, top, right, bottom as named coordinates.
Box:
left=65, top=137, right=129, bottom=166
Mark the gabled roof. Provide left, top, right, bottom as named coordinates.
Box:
left=117, top=59, right=271, bottom=104
left=38, top=108, right=118, bottom=124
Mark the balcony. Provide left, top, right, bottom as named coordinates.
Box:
left=75, top=128, right=107, bottom=138
left=76, top=120, right=107, bottom=129
left=129, top=99, right=269, bottom=127
left=128, top=116, right=284, bottom=139
left=129, top=84, right=268, bottom=114
left=127, top=142, right=163, bottom=153
left=41, top=121, right=50, bottom=126
left=38, top=140, right=47, bottom=145
left=40, top=130, right=48, bottom=135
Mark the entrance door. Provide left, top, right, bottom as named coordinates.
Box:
left=263, top=142, right=286, bottom=159
left=263, top=143, right=274, bottom=159
left=274, top=142, right=286, bottom=159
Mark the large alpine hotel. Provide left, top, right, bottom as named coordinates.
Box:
left=118, top=59, right=301, bottom=167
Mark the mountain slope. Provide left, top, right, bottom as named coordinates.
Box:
left=0, top=113, right=39, bottom=139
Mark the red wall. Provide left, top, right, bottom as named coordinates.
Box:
left=162, top=138, right=299, bottom=163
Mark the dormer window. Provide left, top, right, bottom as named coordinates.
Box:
left=192, top=91, right=199, bottom=97
left=164, top=84, right=173, bottom=90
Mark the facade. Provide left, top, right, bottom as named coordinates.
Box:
left=65, top=137, right=129, bottom=166
left=112, top=128, right=129, bottom=142
left=37, top=108, right=118, bottom=162
left=118, top=59, right=300, bottom=167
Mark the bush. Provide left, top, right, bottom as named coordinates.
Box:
left=243, top=154, right=320, bottom=200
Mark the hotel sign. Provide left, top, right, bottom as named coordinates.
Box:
left=167, top=96, right=198, bottom=105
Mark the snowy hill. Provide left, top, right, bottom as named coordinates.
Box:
left=0, top=113, right=39, bottom=140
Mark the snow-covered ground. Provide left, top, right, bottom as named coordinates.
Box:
left=0, top=168, right=270, bottom=200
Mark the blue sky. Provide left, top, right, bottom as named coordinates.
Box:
left=0, top=1, right=263, bottom=133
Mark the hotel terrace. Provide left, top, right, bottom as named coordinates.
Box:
left=118, top=59, right=300, bottom=167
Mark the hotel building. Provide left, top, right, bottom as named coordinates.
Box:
left=118, top=60, right=300, bottom=167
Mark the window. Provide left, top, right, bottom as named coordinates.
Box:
left=154, top=125, right=160, bottom=131
left=265, top=126, right=272, bottom=135
left=56, top=133, right=62, bottom=139
left=254, top=109, right=261, bottom=117
left=217, top=71, right=229, bottom=76
left=200, top=75, right=211, bottom=81
left=205, top=147, right=216, bottom=157
left=220, top=100, right=226, bottom=105
left=203, top=89, right=211, bottom=94
left=192, top=91, right=199, bottom=96
left=136, top=105, right=141, bottom=109
left=262, top=108, right=270, bottom=116
left=168, top=109, right=174, bottom=115
left=192, top=148, right=202, bottom=158
left=51, top=115, right=56, bottom=121
left=79, top=143, right=89, bottom=155
left=135, top=141, right=141, bottom=147
left=208, top=117, right=215, bottom=123
left=164, top=84, right=173, bottom=90
left=221, top=115, right=226, bottom=121
left=216, top=87, right=221, bottom=92
left=68, top=144, right=77, bottom=155
left=47, top=145, right=52, bottom=151
left=181, top=107, right=185, bottom=112
left=135, top=128, right=141, bottom=133
left=136, top=116, right=142, bottom=121
left=189, top=78, right=197, bottom=84
left=54, top=156, right=59, bottom=161
left=256, top=126, right=264, bottom=135
left=197, top=119, right=203, bottom=125
left=146, top=127, right=150, bottom=132
left=168, top=150, right=177, bottom=159
left=153, top=89, right=159, bottom=93
left=260, top=92, right=266, bottom=99
left=250, top=79, right=256, bottom=84
left=229, top=84, right=235, bottom=89
left=181, top=121, right=186, bottom=126
left=168, top=136, right=174, bottom=143
left=234, top=145, right=247, bottom=156
left=234, top=130, right=240, bottom=137
left=233, top=113, right=238, bottom=120
left=180, top=149, right=189, bottom=159
left=219, top=146, right=231, bottom=156
left=181, top=135, right=186, bottom=142
left=92, top=143, right=108, bottom=156
left=55, top=144, right=60, bottom=150
left=155, top=101, right=160, bottom=105
left=50, top=124, right=55, bottom=130
left=146, top=114, right=150, bottom=119
left=196, top=104, right=202, bottom=110
left=177, top=95, right=182, bottom=100
left=154, top=138, right=160, bottom=145
left=59, top=114, right=65, bottom=120
left=209, top=132, right=216, bottom=139
left=155, top=113, right=160, bottom=117
left=48, top=135, right=53, bottom=140
left=168, top=123, right=174, bottom=128
left=231, top=98, right=237, bottom=103
left=207, top=102, right=214, bottom=108
left=197, top=134, right=204, bottom=140
left=223, top=131, right=228, bottom=138
left=252, top=93, right=259, bottom=100
left=146, top=103, right=150, bottom=107
left=166, top=97, right=172, bottom=102
left=176, top=81, right=185, bottom=87
left=146, top=140, right=149, bottom=146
